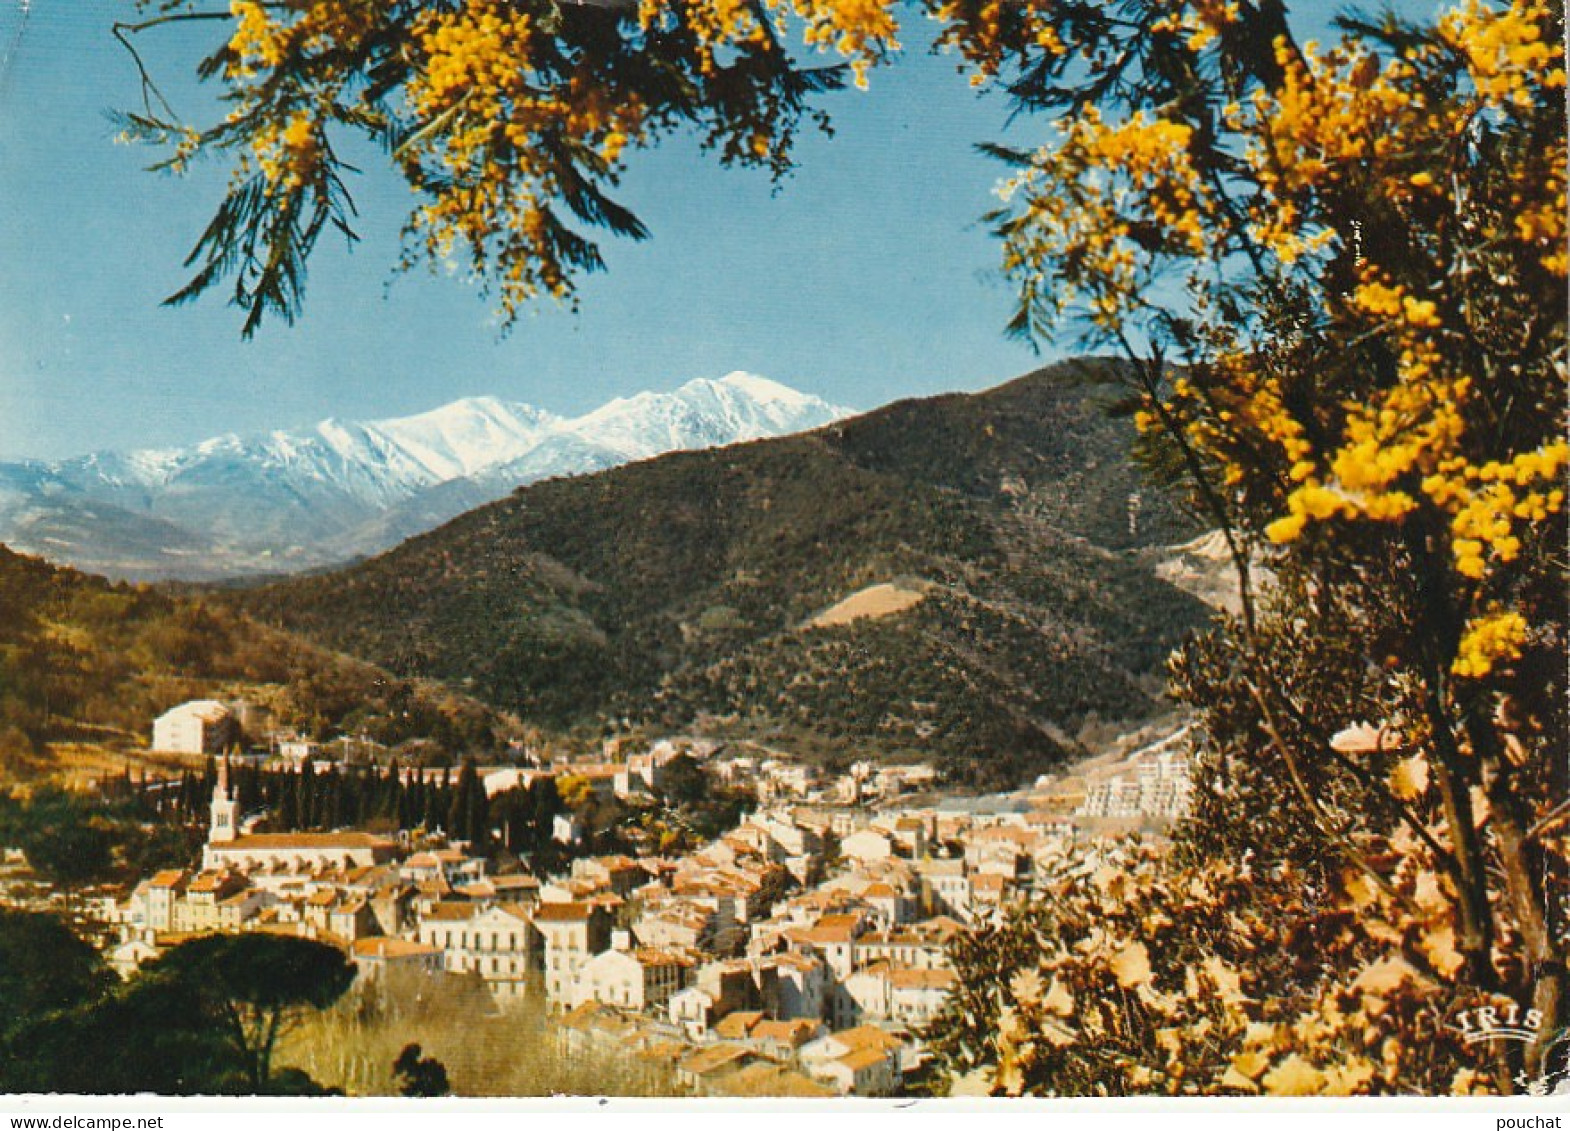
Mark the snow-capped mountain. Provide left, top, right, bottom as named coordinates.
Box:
left=561, top=372, right=837, bottom=459
left=0, top=373, right=849, bottom=580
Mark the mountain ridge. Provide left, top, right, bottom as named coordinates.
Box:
left=0, top=374, right=849, bottom=580
left=233, top=360, right=1212, bottom=787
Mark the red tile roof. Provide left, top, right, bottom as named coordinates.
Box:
left=532, top=901, right=594, bottom=921
left=214, top=832, right=395, bottom=851
left=352, top=937, right=440, bottom=959
left=423, top=902, right=478, bottom=921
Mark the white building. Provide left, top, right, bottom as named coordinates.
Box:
left=916, top=858, right=970, bottom=919
left=1080, top=758, right=1193, bottom=819
left=201, top=762, right=398, bottom=875
left=152, top=700, right=238, bottom=755
left=800, top=1026, right=904, bottom=1096
left=614, top=743, right=682, bottom=798
left=843, top=964, right=956, bottom=1026
left=275, top=737, right=320, bottom=763
left=534, top=901, right=612, bottom=1003
left=1079, top=730, right=1195, bottom=820
left=350, top=937, right=444, bottom=977
left=123, top=869, right=187, bottom=937
left=668, top=985, right=719, bottom=1038
left=108, top=938, right=163, bottom=979
left=553, top=813, right=584, bottom=846
left=572, top=937, right=692, bottom=1011
left=840, top=829, right=894, bottom=865
left=483, top=767, right=553, bottom=797
left=416, top=903, right=538, bottom=999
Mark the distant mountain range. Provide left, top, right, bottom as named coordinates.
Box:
left=0, top=374, right=848, bottom=580
left=234, top=361, right=1213, bottom=787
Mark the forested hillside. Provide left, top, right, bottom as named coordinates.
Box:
left=237, top=363, right=1210, bottom=785
left=0, top=546, right=517, bottom=782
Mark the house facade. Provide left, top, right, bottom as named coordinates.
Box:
left=152, top=700, right=239, bottom=754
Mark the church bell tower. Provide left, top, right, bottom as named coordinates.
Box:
left=209, top=758, right=239, bottom=845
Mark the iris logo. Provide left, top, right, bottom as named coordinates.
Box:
left=1450, top=1002, right=1569, bottom=1096
left=1451, top=1002, right=1545, bottom=1046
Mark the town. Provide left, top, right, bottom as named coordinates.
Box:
left=41, top=698, right=1195, bottom=1098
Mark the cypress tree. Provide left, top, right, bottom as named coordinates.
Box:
left=448, top=760, right=482, bottom=844
left=324, top=767, right=345, bottom=829
left=401, top=769, right=419, bottom=830
left=382, top=765, right=403, bottom=825
left=238, top=760, right=261, bottom=815
left=278, top=765, right=301, bottom=831
left=299, top=761, right=317, bottom=830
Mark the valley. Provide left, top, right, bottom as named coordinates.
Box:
left=231, top=360, right=1212, bottom=786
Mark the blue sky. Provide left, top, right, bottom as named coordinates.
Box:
left=0, top=1, right=1058, bottom=461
